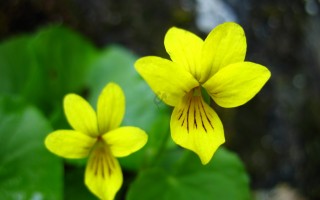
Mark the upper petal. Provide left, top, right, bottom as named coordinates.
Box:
left=201, top=22, right=247, bottom=82
left=203, top=62, right=271, bottom=108
left=102, top=126, right=148, bottom=157
left=64, top=94, right=99, bottom=137
left=85, top=145, right=123, bottom=200
left=135, top=56, right=199, bottom=106
left=164, top=27, right=203, bottom=80
left=97, top=83, right=125, bottom=134
left=45, top=130, right=96, bottom=159
left=170, top=90, right=225, bottom=164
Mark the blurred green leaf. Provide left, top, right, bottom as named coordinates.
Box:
left=31, top=25, right=98, bottom=113
left=0, top=97, right=63, bottom=200
left=0, top=25, right=98, bottom=123
left=127, top=148, right=251, bottom=200
left=64, top=166, right=96, bottom=200
left=0, top=35, right=39, bottom=100
left=86, top=46, right=171, bottom=170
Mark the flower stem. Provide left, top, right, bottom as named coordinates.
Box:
left=149, top=127, right=171, bottom=167
left=172, top=150, right=192, bottom=174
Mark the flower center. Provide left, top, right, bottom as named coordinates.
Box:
left=191, top=86, right=202, bottom=97
left=89, top=138, right=115, bottom=179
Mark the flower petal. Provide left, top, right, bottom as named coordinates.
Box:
left=135, top=56, right=199, bottom=106
left=203, top=62, right=271, bottom=108
left=102, top=126, right=148, bottom=157
left=64, top=94, right=99, bottom=137
left=201, top=22, right=247, bottom=82
left=97, top=83, right=125, bottom=134
left=45, top=130, right=96, bottom=159
left=164, top=27, right=203, bottom=80
left=170, top=91, right=225, bottom=164
left=85, top=145, right=123, bottom=200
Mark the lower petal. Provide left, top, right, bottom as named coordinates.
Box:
left=170, top=90, right=225, bottom=165
left=85, top=145, right=123, bottom=200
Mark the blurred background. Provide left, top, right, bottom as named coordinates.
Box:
left=0, top=0, right=320, bottom=199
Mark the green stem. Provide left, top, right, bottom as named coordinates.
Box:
left=172, top=150, right=192, bottom=174
left=148, top=127, right=171, bottom=167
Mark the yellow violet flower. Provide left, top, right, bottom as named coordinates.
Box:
left=135, top=22, right=270, bottom=165
left=45, top=83, right=148, bottom=200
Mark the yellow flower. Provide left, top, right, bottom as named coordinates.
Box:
left=45, top=83, right=148, bottom=200
left=135, top=22, right=270, bottom=165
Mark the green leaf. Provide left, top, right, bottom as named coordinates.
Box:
left=86, top=46, right=171, bottom=170
left=127, top=148, right=251, bottom=200
left=31, top=26, right=99, bottom=130
left=64, top=166, right=96, bottom=200
left=0, top=97, right=63, bottom=199
left=31, top=25, right=98, bottom=110
left=0, top=25, right=98, bottom=119
left=0, top=35, right=39, bottom=99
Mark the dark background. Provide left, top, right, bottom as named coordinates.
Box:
left=1, top=0, right=319, bottom=199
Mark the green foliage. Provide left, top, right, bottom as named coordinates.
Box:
left=0, top=26, right=97, bottom=127
left=64, top=166, right=97, bottom=200
left=0, top=25, right=251, bottom=200
left=31, top=26, right=98, bottom=111
left=127, top=148, right=251, bottom=200
left=0, top=36, right=38, bottom=100
left=0, top=97, right=63, bottom=200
